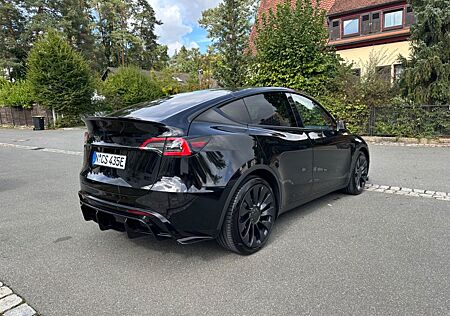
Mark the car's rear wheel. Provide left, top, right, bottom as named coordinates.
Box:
left=217, top=176, right=277, bottom=255
left=343, top=151, right=368, bottom=195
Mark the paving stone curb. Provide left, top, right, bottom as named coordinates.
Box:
left=0, top=282, right=38, bottom=316
left=365, top=183, right=450, bottom=201
left=364, top=136, right=450, bottom=147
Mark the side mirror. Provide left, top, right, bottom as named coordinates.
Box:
left=337, top=120, right=347, bottom=132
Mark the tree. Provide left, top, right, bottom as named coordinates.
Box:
left=59, top=0, right=96, bottom=63
left=128, top=0, right=162, bottom=69
left=199, top=0, right=254, bottom=88
left=170, top=46, right=202, bottom=74
left=400, top=0, right=450, bottom=105
left=91, top=0, right=162, bottom=69
left=247, top=0, right=341, bottom=97
left=0, top=0, right=27, bottom=80
left=27, top=31, right=94, bottom=119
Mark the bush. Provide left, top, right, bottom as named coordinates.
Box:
left=0, top=80, right=34, bottom=108
left=372, top=98, right=450, bottom=137
left=320, top=95, right=369, bottom=135
left=55, top=115, right=84, bottom=128
left=100, top=66, right=164, bottom=111
left=27, top=30, right=95, bottom=116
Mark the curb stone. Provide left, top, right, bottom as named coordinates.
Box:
left=365, top=183, right=450, bottom=202
left=0, top=282, right=38, bottom=316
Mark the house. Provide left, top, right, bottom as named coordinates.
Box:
left=327, top=0, right=415, bottom=79
left=252, top=0, right=415, bottom=80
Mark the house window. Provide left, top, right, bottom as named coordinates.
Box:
left=343, top=18, right=359, bottom=36
left=376, top=66, right=391, bottom=81
left=352, top=68, right=361, bottom=77
left=384, top=10, right=403, bottom=28
left=393, top=64, right=404, bottom=81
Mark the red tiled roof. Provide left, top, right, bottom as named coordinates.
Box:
left=257, top=0, right=336, bottom=17
left=328, top=0, right=403, bottom=16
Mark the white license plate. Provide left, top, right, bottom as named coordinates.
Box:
left=92, top=151, right=127, bottom=170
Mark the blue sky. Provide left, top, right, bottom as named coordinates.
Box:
left=147, top=0, right=221, bottom=56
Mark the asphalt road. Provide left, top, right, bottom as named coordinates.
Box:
left=1, top=129, right=449, bottom=315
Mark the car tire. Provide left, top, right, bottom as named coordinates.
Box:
left=217, top=176, right=277, bottom=255
left=343, top=151, right=369, bottom=195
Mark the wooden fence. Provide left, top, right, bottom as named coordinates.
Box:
left=0, top=105, right=53, bottom=127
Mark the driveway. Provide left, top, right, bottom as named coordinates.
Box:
left=1, top=129, right=449, bottom=315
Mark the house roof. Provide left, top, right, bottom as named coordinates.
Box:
left=328, top=0, right=403, bottom=16
left=257, top=0, right=336, bottom=17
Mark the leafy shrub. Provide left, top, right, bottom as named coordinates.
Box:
left=100, top=66, right=164, bottom=111
left=0, top=80, right=34, bottom=108
left=27, top=30, right=94, bottom=116
left=320, top=95, right=369, bottom=135
left=55, top=115, right=84, bottom=128
left=372, top=98, right=450, bottom=137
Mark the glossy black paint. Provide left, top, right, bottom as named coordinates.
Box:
left=79, top=87, right=369, bottom=243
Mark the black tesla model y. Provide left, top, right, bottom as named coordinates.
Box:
left=79, top=87, right=369, bottom=254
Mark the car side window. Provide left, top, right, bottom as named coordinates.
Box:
left=287, top=93, right=335, bottom=129
left=218, top=99, right=251, bottom=123
left=243, top=92, right=296, bottom=127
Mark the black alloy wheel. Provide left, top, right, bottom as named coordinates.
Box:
left=238, top=183, right=276, bottom=248
left=217, top=176, right=277, bottom=255
left=344, top=152, right=368, bottom=195
left=354, top=153, right=368, bottom=191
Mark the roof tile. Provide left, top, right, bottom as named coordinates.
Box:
left=328, top=0, right=403, bottom=16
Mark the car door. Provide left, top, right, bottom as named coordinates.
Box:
left=242, top=92, right=313, bottom=211
left=286, top=93, right=352, bottom=194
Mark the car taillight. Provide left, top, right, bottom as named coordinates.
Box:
left=139, top=137, right=209, bottom=157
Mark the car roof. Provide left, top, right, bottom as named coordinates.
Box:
left=106, top=87, right=298, bottom=126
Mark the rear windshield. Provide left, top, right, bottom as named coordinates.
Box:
left=109, top=90, right=232, bottom=120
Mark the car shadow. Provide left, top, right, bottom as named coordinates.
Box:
left=125, top=191, right=351, bottom=260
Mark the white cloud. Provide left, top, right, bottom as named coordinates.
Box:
left=147, top=0, right=221, bottom=55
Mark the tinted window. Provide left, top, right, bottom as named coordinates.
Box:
left=243, top=93, right=296, bottom=127
left=219, top=99, right=251, bottom=123
left=195, top=108, right=237, bottom=124
left=110, top=90, right=232, bottom=120
left=287, top=94, right=335, bottom=129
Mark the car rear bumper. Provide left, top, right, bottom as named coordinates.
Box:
left=78, top=188, right=226, bottom=244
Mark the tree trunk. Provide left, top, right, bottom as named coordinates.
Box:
left=52, top=107, right=56, bottom=127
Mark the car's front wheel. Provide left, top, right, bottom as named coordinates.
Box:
left=217, top=176, right=277, bottom=255
left=343, top=151, right=368, bottom=195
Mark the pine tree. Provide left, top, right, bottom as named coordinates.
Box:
left=27, top=31, right=94, bottom=117
left=59, top=0, right=96, bottom=62
left=247, top=0, right=341, bottom=97
left=129, top=0, right=162, bottom=69
left=400, top=0, right=450, bottom=104
left=199, top=0, right=254, bottom=88
left=92, top=0, right=161, bottom=69
left=0, top=0, right=27, bottom=80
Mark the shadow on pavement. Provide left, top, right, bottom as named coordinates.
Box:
left=122, top=191, right=351, bottom=260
